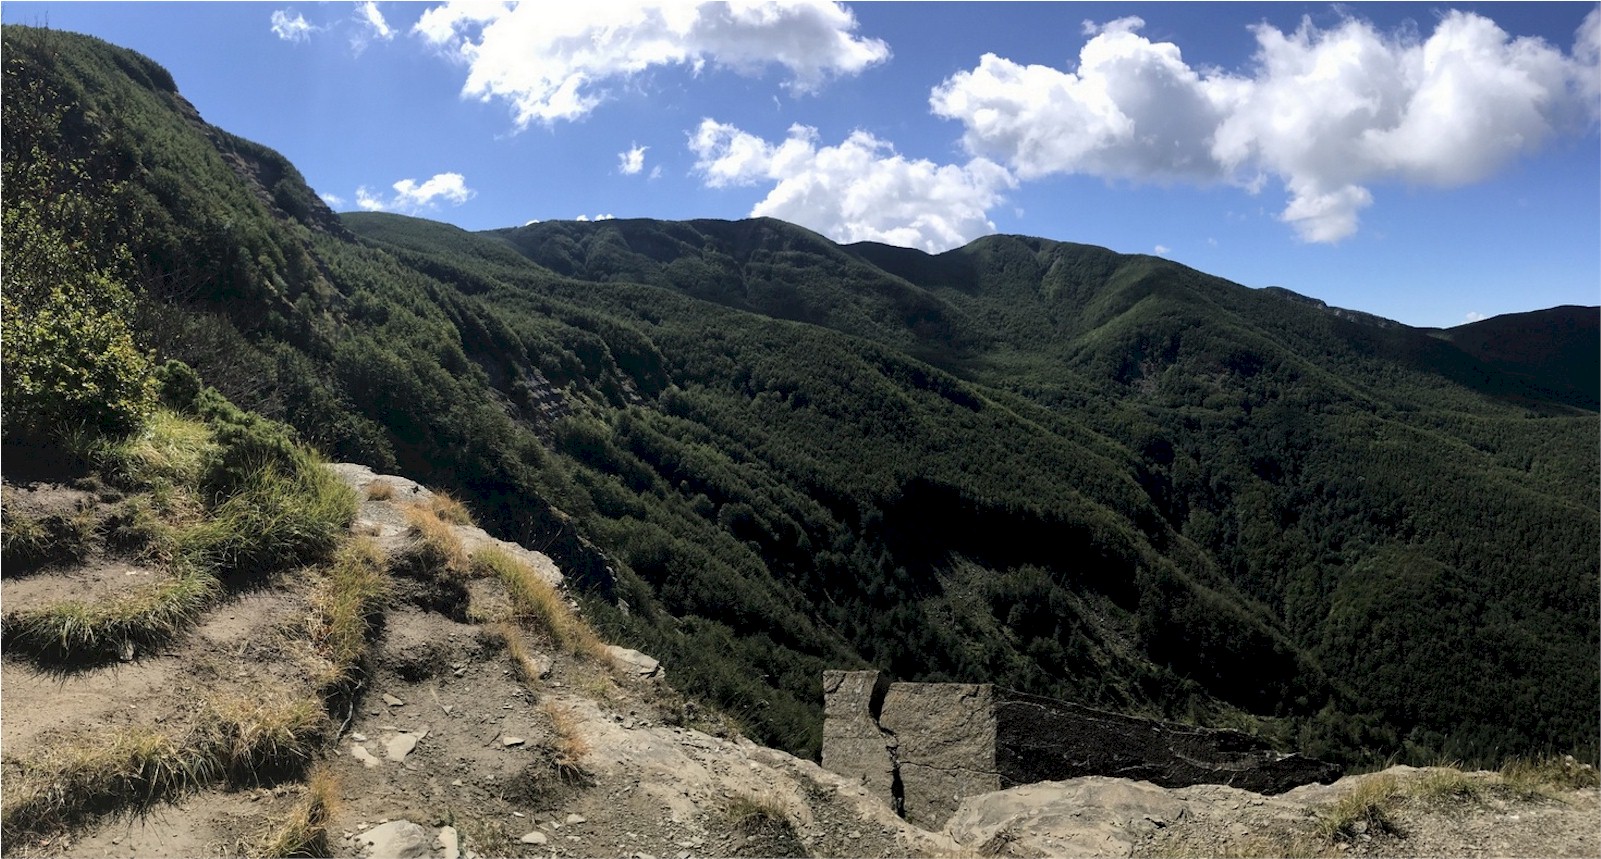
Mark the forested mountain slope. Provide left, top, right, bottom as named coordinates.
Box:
left=3, top=25, right=1595, bottom=769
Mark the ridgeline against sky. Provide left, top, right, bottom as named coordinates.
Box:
left=3, top=1, right=1597, bottom=328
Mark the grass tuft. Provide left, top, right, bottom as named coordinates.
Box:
left=365, top=480, right=395, bottom=501
left=1315, top=773, right=1401, bottom=842
left=0, top=497, right=97, bottom=573
left=427, top=491, right=473, bottom=525
left=2, top=564, right=217, bottom=663
left=206, top=694, right=328, bottom=780
left=96, top=409, right=215, bottom=493
left=472, top=545, right=606, bottom=662
left=1411, top=763, right=1483, bottom=804
left=1500, top=754, right=1601, bottom=796
left=256, top=765, right=340, bottom=858
left=541, top=701, right=590, bottom=779
left=307, top=538, right=389, bottom=691
left=398, top=501, right=469, bottom=575
left=179, top=456, right=355, bottom=576
left=1, top=727, right=213, bottom=838
left=490, top=621, right=547, bottom=690
left=726, top=791, right=793, bottom=835
left=0, top=693, right=328, bottom=838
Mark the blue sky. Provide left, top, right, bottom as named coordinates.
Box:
left=5, top=2, right=1597, bottom=329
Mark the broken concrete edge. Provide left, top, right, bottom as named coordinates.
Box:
left=820, top=670, right=1343, bottom=830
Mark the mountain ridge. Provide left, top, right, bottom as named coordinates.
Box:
left=3, top=24, right=1596, bottom=779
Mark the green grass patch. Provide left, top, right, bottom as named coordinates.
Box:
left=179, top=453, right=355, bottom=576
left=96, top=409, right=215, bottom=493
left=0, top=498, right=96, bottom=573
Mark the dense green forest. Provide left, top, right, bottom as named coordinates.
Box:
left=3, top=25, right=1596, bottom=769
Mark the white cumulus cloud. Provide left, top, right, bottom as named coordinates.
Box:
left=619, top=144, right=649, bottom=175
left=412, top=0, right=890, bottom=126
left=270, top=9, right=315, bottom=42
left=354, top=173, right=476, bottom=212
left=1154, top=244, right=1171, bottom=256
left=319, top=192, right=345, bottom=207
left=932, top=10, right=1601, bottom=243
left=575, top=213, right=617, bottom=221
left=690, top=118, right=1015, bottom=253
left=930, top=18, right=1229, bottom=184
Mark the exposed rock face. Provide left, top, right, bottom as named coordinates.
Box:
left=822, top=671, right=1342, bottom=829
left=820, top=670, right=898, bottom=811
left=879, top=681, right=1000, bottom=826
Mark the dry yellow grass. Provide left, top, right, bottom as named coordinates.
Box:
left=1314, top=773, right=1399, bottom=842
left=256, top=764, right=341, bottom=858
left=1411, top=764, right=1484, bottom=803
left=307, top=538, right=389, bottom=690
left=365, top=480, right=395, bottom=501
left=726, top=790, right=793, bottom=835
left=542, top=701, right=590, bottom=777
left=0, top=694, right=327, bottom=838
left=0, top=726, right=209, bottom=837
left=427, top=491, right=473, bottom=525
left=491, top=620, right=547, bottom=690
left=471, top=545, right=607, bottom=662
left=204, top=693, right=329, bottom=778
left=400, top=501, right=469, bottom=574
left=1499, top=755, right=1601, bottom=797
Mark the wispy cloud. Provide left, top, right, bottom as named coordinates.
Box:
left=413, top=0, right=890, bottom=126
left=1154, top=245, right=1171, bottom=256
left=270, top=9, right=315, bottom=42
left=357, top=1, right=394, bottom=40
left=350, top=1, right=395, bottom=53
left=932, top=10, right=1601, bottom=243
left=319, top=191, right=345, bottom=207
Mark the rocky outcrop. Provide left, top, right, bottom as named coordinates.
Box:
left=821, top=670, right=899, bottom=813
left=822, top=671, right=1342, bottom=829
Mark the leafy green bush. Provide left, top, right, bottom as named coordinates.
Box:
left=1, top=197, right=156, bottom=439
